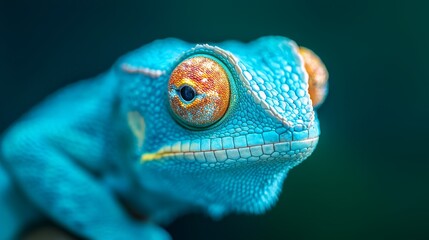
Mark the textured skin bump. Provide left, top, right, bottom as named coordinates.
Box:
left=0, top=36, right=327, bottom=240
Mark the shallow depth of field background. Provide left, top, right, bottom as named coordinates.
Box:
left=1, top=0, right=428, bottom=239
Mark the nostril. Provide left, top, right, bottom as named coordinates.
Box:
left=298, top=47, right=329, bottom=108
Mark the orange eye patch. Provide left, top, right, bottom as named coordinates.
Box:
left=168, top=56, right=231, bottom=128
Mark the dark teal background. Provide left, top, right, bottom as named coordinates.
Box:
left=1, top=0, right=428, bottom=239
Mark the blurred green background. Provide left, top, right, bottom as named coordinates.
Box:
left=1, top=0, right=428, bottom=239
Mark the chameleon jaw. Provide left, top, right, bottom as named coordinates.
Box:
left=141, top=136, right=319, bottom=166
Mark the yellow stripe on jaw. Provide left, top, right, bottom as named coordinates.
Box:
left=141, top=152, right=174, bottom=162
left=141, top=146, right=177, bottom=162
left=140, top=136, right=319, bottom=164
left=141, top=153, right=163, bottom=162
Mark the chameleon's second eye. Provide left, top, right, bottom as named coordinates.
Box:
left=168, top=56, right=231, bottom=128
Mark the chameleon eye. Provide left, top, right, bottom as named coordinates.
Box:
left=168, top=56, right=231, bottom=128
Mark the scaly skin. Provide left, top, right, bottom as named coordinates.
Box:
left=0, top=36, right=328, bottom=240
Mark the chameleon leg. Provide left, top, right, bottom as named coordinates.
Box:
left=0, top=162, right=41, bottom=240
left=1, top=134, right=170, bottom=240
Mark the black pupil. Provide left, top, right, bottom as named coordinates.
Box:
left=180, top=86, right=196, bottom=102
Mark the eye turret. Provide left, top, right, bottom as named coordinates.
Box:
left=168, top=56, right=231, bottom=128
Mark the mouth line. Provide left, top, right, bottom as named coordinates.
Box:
left=141, top=137, right=319, bottom=163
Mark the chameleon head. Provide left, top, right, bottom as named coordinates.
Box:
left=121, top=36, right=328, bottom=217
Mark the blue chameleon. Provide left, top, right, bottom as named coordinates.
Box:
left=0, top=36, right=328, bottom=239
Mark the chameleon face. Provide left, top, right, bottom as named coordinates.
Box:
left=120, top=36, right=328, bottom=216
